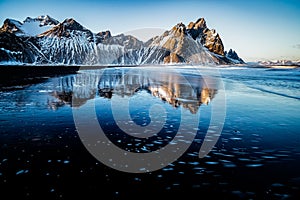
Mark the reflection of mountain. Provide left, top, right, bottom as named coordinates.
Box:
left=49, top=73, right=99, bottom=108
left=50, top=68, right=218, bottom=113
left=48, top=91, right=73, bottom=110
left=97, top=69, right=217, bottom=113
left=149, top=87, right=216, bottom=114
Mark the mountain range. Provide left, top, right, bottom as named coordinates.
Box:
left=0, top=15, right=244, bottom=65
left=258, top=60, right=300, bottom=66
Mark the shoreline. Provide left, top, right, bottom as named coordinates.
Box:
left=0, top=63, right=298, bottom=87
left=0, top=65, right=80, bottom=88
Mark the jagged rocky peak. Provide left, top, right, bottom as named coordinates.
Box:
left=62, top=18, right=87, bottom=31
left=143, top=18, right=226, bottom=64
left=0, top=15, right=60, bottom=37
left=171, top=22, right=187, bottom=37
left=186, top=18, right=224, bottom=56
left=187, top=18, right=207, bottom=39
left=0, top=19, right=23, bottom=34
left=0, top=15, right=245, bottom=65
left=97, top=30, right=111, bottom=39
left=202, top=28, right=224, bottom=56
left=143, top=17, right=244, bottom=65
left=165, top=18, right=224, bottom=56
left=225, top=49, right=244, bottom=63
left=24, top=15, right=59, bottom=26
left=103, top=33, right=144, bottom=49
left=39, top=18, right=93, bottom=38
left=188, top=18, right=207, bottom=29
left=94, top=30, right=111, bottom=43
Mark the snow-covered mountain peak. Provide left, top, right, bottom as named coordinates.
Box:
left=24, top=15, right=59, bottom=26
left=0, top=15, right=59, bottom=37
left=38, top=15, right=59, bottom=25
left=38, top=18, right=93, bottom=39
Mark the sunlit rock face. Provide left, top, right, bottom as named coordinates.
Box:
left=142, top=18, right=243, bottom=65
left=163, top=52, right=184, bottom=63
left=142, top=22, right=215, bottom=65
left=148, top=85, right=216, bottom=114
left=187, top=18, right=224, bottom=56
left=0, top=16, right=244, bottom=65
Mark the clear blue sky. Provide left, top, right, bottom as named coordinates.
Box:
left=0, top=0, right=300, bottom=61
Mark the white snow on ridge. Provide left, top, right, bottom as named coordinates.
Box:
left=8, top=19, right=22, bottom=26
left=8, top=16, right=57, bottom=37
left=21, top=21, right=53, bottom=36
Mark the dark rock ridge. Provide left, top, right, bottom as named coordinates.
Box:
left=39, top=18, right=94, bottom=39
left=225, top=49, right=244, bottom=63
left=94, top=31, right=112, bottom=44
left=0, top=19, right=23, bottom=35
left=24, top=15, right=59, bottom=26
left=0, top=15, right=244, bottom=65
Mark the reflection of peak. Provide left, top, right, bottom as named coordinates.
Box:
left=51, top=74, right=98, bottom=108
left=50, top=68, right=219, bottom=113
left=149, top=85, right=216, bottom=114
left=48, top=91, right=73, bottom=110
left=97, top=68, right=218, bottom=114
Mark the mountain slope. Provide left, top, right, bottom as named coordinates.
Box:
left=0, top=16, right=244, bottom=65
left=142, top=18, right=241, bottom=64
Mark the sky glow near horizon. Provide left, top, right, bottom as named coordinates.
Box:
left=0, top=0, right=299, bottom=62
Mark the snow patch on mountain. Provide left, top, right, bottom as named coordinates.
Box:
left=1, top=15, right=59, bottom=37
left=20, top=21, right=53, bottom=37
